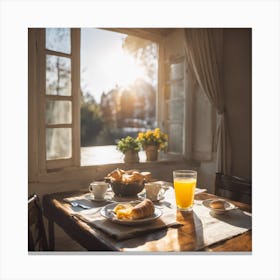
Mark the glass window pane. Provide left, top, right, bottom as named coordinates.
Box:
left=46, top=55, right=71, bottom=96
left=46, top=100, right=72, bottom=124
left=46, top=28, right=71, bottom=54
left=170, top=80, right=184, bottom=99
left=168, top=100, right=184, bottom=121
left=46, top=128, right=72, bottom=160
left=168, top=123, right=183, bottom=153
left=170, top=62, right=184, bottom=80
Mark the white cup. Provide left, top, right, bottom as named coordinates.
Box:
left=144, top=182, right=167, bottom=201
left=89, top=181, right=109, bottom=199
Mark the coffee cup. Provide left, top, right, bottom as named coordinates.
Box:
left=89, top=181, right=109, bottom=199
left=144, top=182, right=167, bottom=201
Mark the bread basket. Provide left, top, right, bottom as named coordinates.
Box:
left=106, top=180, right=145, bottom=197
left=105, top=169, right=148, bottom=197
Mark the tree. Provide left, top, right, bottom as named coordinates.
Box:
left=80, top=90, right=104, bottom=146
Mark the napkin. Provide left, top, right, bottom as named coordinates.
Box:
left=73, top=203, right=182, bottom=240
left=183, top=200, right=252, bottom=250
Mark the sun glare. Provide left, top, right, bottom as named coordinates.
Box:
left=81, top=29, right=154, bottom=102
left=103, top=50, right=147, bottom=88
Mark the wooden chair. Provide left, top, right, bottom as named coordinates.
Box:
left=28, top=194, right=49, bottom=251
left=215, top=173, right=252, bottom=205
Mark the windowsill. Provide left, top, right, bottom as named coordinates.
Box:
left=80, top=145, right=198, bottom=167
left=81, top=145, right=199, bottom=167
left=81, top=145, right=183, bottom=166
left=33, top=146, right=200, bottom=185
left=81, top=145, right=143, bottom=166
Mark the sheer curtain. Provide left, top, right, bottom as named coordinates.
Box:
left=184, top=28, right=231, bottom=174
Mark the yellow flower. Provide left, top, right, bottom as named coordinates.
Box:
left=137, top=128, right=168, bottom=151
left=137, top=132, right=144, bottom=140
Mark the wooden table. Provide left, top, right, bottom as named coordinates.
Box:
left=42, top=188, right=252, bottom=252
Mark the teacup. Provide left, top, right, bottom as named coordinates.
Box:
left=89, top=181, right=109, bottom=199
left=144, top=182, right=167, bottom=201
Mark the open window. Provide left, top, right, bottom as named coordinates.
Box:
left=29, top=28, right=213, bottom=179
left=79, top=29, right=159, bottom=165
left=29, top=28, right=81, bottom=173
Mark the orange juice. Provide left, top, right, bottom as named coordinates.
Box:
left=174, top=178, right=196, bottom=209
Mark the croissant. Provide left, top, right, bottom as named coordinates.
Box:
left=107, top=168, right=125, bottom=182
left=113, top=199, right=155, bottom=220
left=130, top=199, right=155, bottom=219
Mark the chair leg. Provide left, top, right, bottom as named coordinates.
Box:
left=48, top=218, right=55, bottom=251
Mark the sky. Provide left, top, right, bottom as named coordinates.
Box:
left=80, top=28, right=147, bottom=103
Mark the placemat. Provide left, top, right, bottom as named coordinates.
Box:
left=72, top=202, right=182, bottom=240
left=186, top=200, right=252, bottom=250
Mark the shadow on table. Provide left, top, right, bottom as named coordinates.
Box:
left=176, top=210, right=205, bottom=251
left=209, top=209, right=252, bottom=229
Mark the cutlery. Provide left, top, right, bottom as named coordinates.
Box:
left=69, top=201, right=91, bottom=209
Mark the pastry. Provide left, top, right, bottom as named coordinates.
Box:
left=106, top=168, right=125, bottom=182
left=106, top=169, right=146, bottom=185
left=210, top=200, right=226, bottom=210
left=113, top=199, right=155, bottom=220
left=141, top=171, right=152, bottom=182
left=113, top=204, right=133, bottom=219
left=130, top=199, right=155, bottom=219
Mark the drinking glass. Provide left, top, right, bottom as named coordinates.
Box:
left=173, top=170, right=197, bottom=211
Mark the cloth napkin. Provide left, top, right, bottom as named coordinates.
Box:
left=73, top=202, right=182, bottom=240
left=187, top=200, right=252, bottom=250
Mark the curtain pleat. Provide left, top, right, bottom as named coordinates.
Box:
left=184, top=28, right=231, bottom=174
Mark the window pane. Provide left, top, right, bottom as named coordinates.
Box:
left=80, top=28, right=158, bottom=150
left=168, top=123, right=183, bottom=153
left=168, top=100, right=184, bottom=121
left=46, top=28, right=71, bottom=54
left=170, top=80, right=184, bottom=99
left=46, top=100, right=72, bottom=124
left=46, top=55, right=71, bottom=96
left=46, top=128, right=72, bottom=160
left=170, top=62, right=184, bottom=80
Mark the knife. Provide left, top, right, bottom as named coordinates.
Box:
left=66, top=200, right=91, bottom=209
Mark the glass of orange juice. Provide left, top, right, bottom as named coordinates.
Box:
left=173, top=170, right=197, bottom=211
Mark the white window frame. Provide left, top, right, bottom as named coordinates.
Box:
left=29, top=28, right=80, bottom=177
left=29, top=28, right=189, bottom=182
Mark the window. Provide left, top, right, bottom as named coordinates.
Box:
left=29, top=28, right=192, bottom=175
left=80, top=29, right=158, bottom=165
left=164, top=57, right=186, bottom=155
left=29, top=28, right=80, bottom=171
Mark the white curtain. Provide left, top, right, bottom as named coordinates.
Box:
left=184, top=28, right=231, bottom=174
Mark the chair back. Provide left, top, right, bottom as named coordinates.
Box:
left=215, top=173, right=252, bottom=205
left=28, top=194, right=49, bottom=251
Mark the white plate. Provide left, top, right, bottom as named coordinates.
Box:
left=202, top=199, right=237, bottom=214
left=85, top=193, right=113, bottom=202
left=100, top=203, right=162, bottom=226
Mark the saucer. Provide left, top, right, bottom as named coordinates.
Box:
left=202, top=198, right=237, bottom=214
left=85, top=193, right=113, bottom=202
